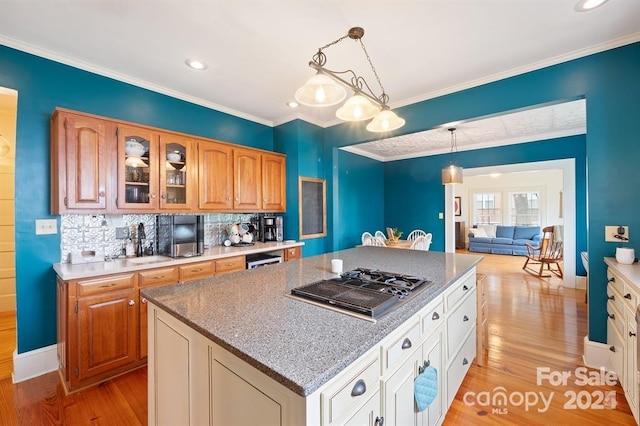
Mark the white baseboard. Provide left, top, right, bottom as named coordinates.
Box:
left=575, top=276, right=587, bottom=291
left=582, top=335, right=613, bottom=371
left=12, top=344, right=58, bottom=383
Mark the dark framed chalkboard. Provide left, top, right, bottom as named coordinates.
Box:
left=299, top=176, right=326, bottom=239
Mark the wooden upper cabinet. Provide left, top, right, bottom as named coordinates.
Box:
left=198, top=141, right=234, bottom=210
left=234, top=148, right=262, bottom=211
left=116, top=124, right=159, bottom=211
left=262, top=153, right=286, bottom=212
left=51, top=110, right=112, bottom=213
left=159, top=133, right=197, bottom=211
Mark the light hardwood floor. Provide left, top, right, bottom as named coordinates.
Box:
left=0, top=252, right=636, bottom=425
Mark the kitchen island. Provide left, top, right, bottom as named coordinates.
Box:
left=143, top=246, right=482, bottom=425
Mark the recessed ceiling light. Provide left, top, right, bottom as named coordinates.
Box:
left=185, top=59, right=208, bottom=70
left=286, top=101, right=299, bottom=108
left=574, top=0, right=609, bottom=12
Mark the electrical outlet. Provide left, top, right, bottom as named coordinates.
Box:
left=115, top=227, right=130, bottom=239
left=438, top=212, right=444, bottom=219
left=35, top=219, right=57, bottom=235
left=605, top=225, right=629, bottom=242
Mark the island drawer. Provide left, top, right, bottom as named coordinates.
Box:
left=138, top=266, right=180, bottom=288
left=622, top=282, right=638, bottom=314
left=446, top=288, right=477, bottom=358
left=607, top=300, right=623, bottom=336
left=607, top=269, right=624, bottom=296
left=179, top=261, right=215, bottom=281
left=422, top=300, right=444, bottom=337
left=76, top=273, right=135, bottom=297
left=284, top=246, right=301, bottom=261
left=444, top=270, right=475, bottom=312
left=321, top=352, right=380, bottom=425
left=607, top=284, right=623, bottom=315
left=382, top=318, right=421, bottom=372
left=215, top=255, right=246, bottom=274
left=446, top=330, right=476, bottom=407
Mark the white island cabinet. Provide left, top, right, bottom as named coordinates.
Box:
left=144, top=247, right=480, bottom=425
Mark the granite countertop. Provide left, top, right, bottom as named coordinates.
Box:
left=142, top=246, right=482, bottom=397
left=53, top=241, right=304, bottom=280
left=604, top=257, right=640, bottom=288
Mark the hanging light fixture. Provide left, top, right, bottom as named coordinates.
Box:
left=442, top=127, right=463, bottom=185
left=295, top=27, right=405, bottom=133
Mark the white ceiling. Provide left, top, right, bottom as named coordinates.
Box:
left=1, top=1, right=638, bottom=158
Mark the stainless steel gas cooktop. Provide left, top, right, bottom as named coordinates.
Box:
left=290, top=267, right=432, bottom=321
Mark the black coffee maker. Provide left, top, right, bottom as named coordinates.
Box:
left=260, top=215, right=283, bottom=242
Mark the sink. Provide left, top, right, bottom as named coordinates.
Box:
left=126, top=255, right=171, bottom=265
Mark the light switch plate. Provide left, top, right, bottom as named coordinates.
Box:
left=605, top=225, right=629, bottom=242
left=35, top=219, right=57, bottom=235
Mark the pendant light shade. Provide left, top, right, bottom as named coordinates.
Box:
left=442, top=164, right=463, bottom=184
left=294, top=73, right=347, bottom=107
left=366, top=109, right=406, bottom=133
left=442, top=127, right=463, bottom=184
left=336, top=94, right=380, bottom=121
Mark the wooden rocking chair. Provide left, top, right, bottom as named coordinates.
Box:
left=522, top=226, right=564, bottom=278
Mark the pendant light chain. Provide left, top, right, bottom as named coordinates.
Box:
left=358, top=39, right=388, bottom=104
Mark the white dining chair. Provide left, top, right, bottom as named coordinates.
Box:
left=410, top=234, right=432, bottom=251
left=407, top=229, right=427, bottom=241
left=374, top=230, right=388, bottom=242
left=363, top=236, right=387, bottom=247
left=361, top=231, right=374, bottom=245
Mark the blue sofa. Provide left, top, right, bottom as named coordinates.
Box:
left=468, top=225, right=541, bottom=256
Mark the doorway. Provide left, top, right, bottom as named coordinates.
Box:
left=0, top=87, right=17, bottom=379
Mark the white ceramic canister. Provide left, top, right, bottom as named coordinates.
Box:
left=615, top=247, right=636, bottom=265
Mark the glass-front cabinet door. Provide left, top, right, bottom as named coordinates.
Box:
left=159, top=133, right=195, bottom=210
left=117, top=125, right=159, bottom=210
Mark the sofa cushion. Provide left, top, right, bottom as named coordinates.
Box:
left=492, top=237, right=514, bottom=245
left=468, top=228, right=488, bottom=238
left=513, top=226, right=540, bottom=240
left=513, top=238, right=536, bottom=246
left=495, top=226, right=515, bottom=239
left=470, top=236, right=493, bottom=244
left=478, top=224, right=497, bottom=238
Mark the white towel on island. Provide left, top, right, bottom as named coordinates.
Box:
left=553, top=225, right=564, bottom=243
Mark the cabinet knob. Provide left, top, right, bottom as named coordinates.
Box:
left=149, top=194, right=156, bottom=199
left=161, top=194, right=167, bottom=199
left=609, top=345, right=616, bottom=353
left=235, top=197, right=239, bottom=201
left=98, top=191, right=105, bottom=197
left=624, top=293, right=632, bottom=300
left=432, top=311, right=440, bottom=320
left=128, top=300, right=135, bottom=306
left=401, top=338, right=412, bottom=350
left=608, top=312, right=615, bottom=320
left=608, top=295, right=615, bottom=301
left=141, top=298, right=147, bottom=304
left=462, top=285, right=469, bottom=291
left=351, top=379, right=366, bottom=397
left=609, top=277, right=616, bottom=283
left=463, top=315, right=469, bottom=322
left=418, top=360, right=431, bottom=374
left=630, top=331, right=637, bottom=338
left=227, top=197, right=231, bottom=201
left=462, top=358, right=469, bottom=366
left=375, top=416, right=384, bottom=426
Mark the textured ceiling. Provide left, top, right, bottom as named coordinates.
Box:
left=341, top=99, right=586, bottom=161
left=0, top=1, right=638, bottom=132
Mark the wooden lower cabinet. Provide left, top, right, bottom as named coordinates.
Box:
left=284, top=246, right=301, bottom=261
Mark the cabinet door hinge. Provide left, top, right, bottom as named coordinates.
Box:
left=74, top=366, right=79, bottom=377
left=64, top=197, right=68, bottom=207
left=63, top=118, right=67, bottom=130
left=74, top=301, right=78, bottom=313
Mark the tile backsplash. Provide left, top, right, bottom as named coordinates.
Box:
left=60, top=213, right=257, bottom=263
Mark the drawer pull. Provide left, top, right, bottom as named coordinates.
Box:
left=432, top=311, right=440, bottom=320
left=609, top=345, right=616, bottom=353
left=418, top=360, right=431, bottom=374
left=351, top=379, right=366, bottom=397
left=128, top=300, right=135, bottom=306
left=152, top=275, right=166, bottom=280
left=462, top=358, right=469, bottom=366
left=463, top=285, right=469, bottom=291
left=630, top=331, right=637, bottom=338
left=401, top=338, right=412, bottom=350
left=609, top=277, right=616, bottom=283
left=608, top=295, right=615, bottom=300
left=98, top=283, right=117, bottom=288
left=608, top=313, right=615, bottom=320
left=463, top=315, right=469, bottom=322
left=625, top=293, right=632, bottom=300
left=191, top=268, right=204, bottom=273
left=375, top=416, right=384, bottom=426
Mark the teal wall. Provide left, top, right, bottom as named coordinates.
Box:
left=2, top=39, right=639, bottom=353
left=0, top=45, right=273, bottom=353
left=323, top=42, right=640, bottom=344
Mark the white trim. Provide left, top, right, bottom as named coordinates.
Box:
left=582, top=335, right=614, bottom=372
left=12, top=344, right=58, bottom=383
left=575, top=276, right=587, bottom=291
left=449, top=159, right=577, bottom=288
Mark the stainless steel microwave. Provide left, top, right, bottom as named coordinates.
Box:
left=156, top=215, right=204, bottom=258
